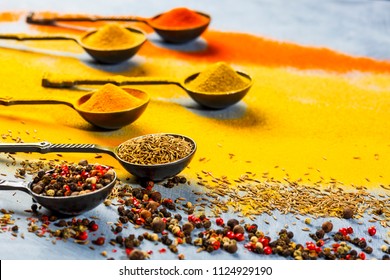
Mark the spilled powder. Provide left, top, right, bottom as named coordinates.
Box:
left=188, top=62, right=249, bottom=93
left=79, top=83, right=143, bottom=113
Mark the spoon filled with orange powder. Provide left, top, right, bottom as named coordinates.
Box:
left=0, top=83, right=150, bottom=129
left=27, top=7, right=211, bottom=44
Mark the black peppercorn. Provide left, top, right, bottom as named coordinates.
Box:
left=129, top=249, right=146, bottom=260
left=316, top=229, right=325, bottom=239
left=363, top=246, right=373, bottom=254
left=382, top=255, right=390, bottom=260
left=151, top=217, right=166, bottom=233
left=342, top=207, right=354, bottom=219
left=227, top=219, right=239, bottom=229
left=322, top=221, right=333, bottom=233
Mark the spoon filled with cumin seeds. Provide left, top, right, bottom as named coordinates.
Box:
left=0, top=133, right=197, bottom=181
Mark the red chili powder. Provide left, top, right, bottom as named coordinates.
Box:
left=150, top=7, right=209, bottom=29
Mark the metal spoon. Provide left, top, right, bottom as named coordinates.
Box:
left=0, top=27, right=146, bottom=64
left=0, top=133, right=196, bottom=181
left=41, top=71, right=253, bottom=109
left=0, top=87, right=150, bottom=130
left=0, top=168, right=117, bottom=215
left=26, top=10, right=211, bottom=44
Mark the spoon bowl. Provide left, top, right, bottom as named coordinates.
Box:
left=0, top=166, right=117, bottom=216
left=75, top=87, right=150, bottom=129
left=0, top=87, right=150, bottom=130
left=79, top=27, right=147, bottom=64
left=183, top=71, right=253, bottom=109
left=149, top=12, right=210, bottom=44
left=114, top=133, right=197, bottom=181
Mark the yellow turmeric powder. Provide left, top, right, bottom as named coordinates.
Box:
left=188, top=62, right=249, bottom=93
left=82, top=23, right=141, bottom=50
left=79, top=83, right=143, bottom=113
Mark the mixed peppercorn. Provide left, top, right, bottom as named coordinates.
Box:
left=2, top=170, right=390, bottom=260
left=30, top=161, right=115, bottom=197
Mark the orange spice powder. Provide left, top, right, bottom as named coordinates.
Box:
left=79, top=83, right=143, bottom=113
left=150, top=7, right=209, bottom=29
left=139, top=30, right=390, bottom=74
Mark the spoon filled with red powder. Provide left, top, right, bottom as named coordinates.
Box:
left=26, top=7, right=211, bottom=44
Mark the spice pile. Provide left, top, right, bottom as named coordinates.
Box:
left=3, top=177, right=390, bottom=260
left=79, top=83, right=145, bottom=113
left=117, top=134, right=194, bottom=165
left=187, top=62, right=249, bottom=93
left=82, top=23, right=143, bottom=50
left=30, top=161, right=115, bottom=197
left=150, top=7, right=209, bottom=30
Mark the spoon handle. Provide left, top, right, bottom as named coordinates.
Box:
left=0, top=179, right=30, bottom=194
left=0, top=33, right=77, bottom=42
left=41, top=74, right=182, bottom=88
left=27, top=12, right=149, bottom=25
left=0, top=141, right=116, bottom=157
left=0, top=98, right=74, bottom=108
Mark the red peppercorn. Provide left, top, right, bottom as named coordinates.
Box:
left=216, top=218, right=224, bottom=226
left=346, top=227, right=354, bottom=234
left=338, top=228, right=348, bottom=236
left=263, top=246, right=272, bottom=255
left=259, top=237, right=269, bottom=247
left=212, top=240, right=221, bottom=250
left=306, top=242, right=316, bottom=251
left=89, top=223, right=99, bottom=232
left=135, top=217, right=145, bottom=225
left=368, top=226, right=376, bottom=236
left=234, top=233, right=245, bottom=242
left=77, top=231, right=88, bottom=241
left=93, top=237, right=105, bottom=246
left=359, top=252, right=366, bottom=260
left=226, top=231, right=235, bottom=239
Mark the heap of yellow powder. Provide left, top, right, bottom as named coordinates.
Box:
left=79, top=83, right=143, bottom=113
left=188, top=62, right=248, bottom=93
left=82, top=23, right=140, bottom=50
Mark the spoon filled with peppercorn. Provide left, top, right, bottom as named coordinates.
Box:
left=0, top=85, right=150, bottom=130
left=26, top=7, right=211, bottom=44
left=0, top=133, right=197, bottom=182
left=41, top=62, right=253, bottom=109
left=0, top=24, right=146, bottom=64
left=0, top=161, right=117, bottom=216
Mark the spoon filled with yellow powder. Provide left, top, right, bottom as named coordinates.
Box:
left=0, top=23, right=146, bottom=64
left=43, top=61, right=252, bottom=109
left=0, top=83, right=150, bottom=129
